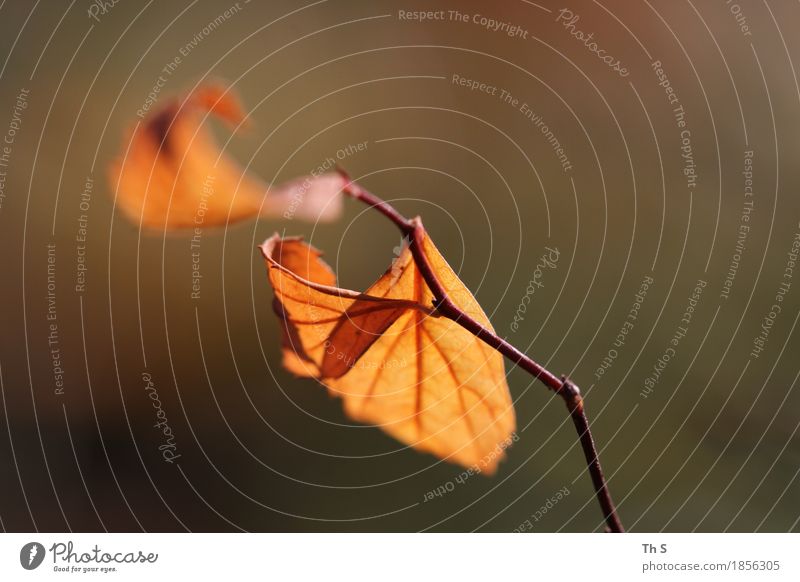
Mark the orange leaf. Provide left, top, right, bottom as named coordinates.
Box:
left=109, top=84, right=344, bottom=229
left=260, top=226, right=516, bottom=473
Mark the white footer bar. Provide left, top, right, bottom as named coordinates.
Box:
left=1, top=533, right=796, bottom=580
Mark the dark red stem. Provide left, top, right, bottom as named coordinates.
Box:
left=339, top=170, right=624, bottom=533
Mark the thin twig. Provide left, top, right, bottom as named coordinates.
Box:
left=339, top=170, right=624, bottom=533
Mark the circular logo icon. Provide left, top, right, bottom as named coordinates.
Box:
left=20, top=542, right=46, bottom=570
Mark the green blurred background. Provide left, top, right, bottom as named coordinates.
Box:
left=0, top=0, right=798, bottom=532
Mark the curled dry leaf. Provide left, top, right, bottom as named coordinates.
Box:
left=109, top=84, right=344, bottom=229
left=260, top=225, right=516, bottom=473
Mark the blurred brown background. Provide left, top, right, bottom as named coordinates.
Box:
left=0, top=0, right=798, bottom=532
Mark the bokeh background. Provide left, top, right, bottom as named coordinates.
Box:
left=1, top=0, right=799, bottom=532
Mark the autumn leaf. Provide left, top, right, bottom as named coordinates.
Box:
left=109, top=83, right=344, bottom=229
left=260, top=224, right=516, bottom=473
